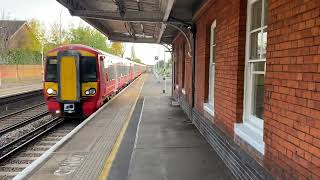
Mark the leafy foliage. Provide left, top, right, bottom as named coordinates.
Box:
left=130, top=45, right=141, bottom=63
left=65, top=25, right=110, bottom=52
left=108, top=42, right=125, bottom=57
left=1, top=19, right=126, bottom=64
left=156, top=60, right=172, bottom=77
left=7, top=48, right=41, bottom=64
left=48, top=21, right=67, bottom=46
left=27, top=19, right=45, bottom=51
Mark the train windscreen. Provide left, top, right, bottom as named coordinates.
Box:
left=80, top=57, right=97, bottom=82
left=45, top=57, right=58, bottom=82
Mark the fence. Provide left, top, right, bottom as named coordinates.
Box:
left=0, top=65, right=43, bottom=86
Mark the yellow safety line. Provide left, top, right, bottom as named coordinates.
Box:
left=98, top=79, right=145, bottom=180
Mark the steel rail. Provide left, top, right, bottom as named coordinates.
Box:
left=0, top=102, right=46, bottom=121
left=0, top=110, right=49, bottom=135
left=0, top=90, right=43, bottom=106
left=0, top=117, right=63, bottom=161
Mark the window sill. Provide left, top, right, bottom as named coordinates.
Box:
left=203, top=103, right=214, bottom=117
left=234, top=122, right=265, bottom=155
left=182, top=88, right=186, bottom=95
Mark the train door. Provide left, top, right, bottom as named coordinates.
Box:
left=98, top=55, right=107, bottom=98
left=57, top=51, right=80, bottom=104
left=114, top=60, right=119, bottom=91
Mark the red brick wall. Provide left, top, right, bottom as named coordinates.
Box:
left=264, top=0, right=320, bottom=179
left=173, top=34, right=193, bottom=103
left=0, top=65, right=42, bottom=81
left=194, top=0, right=247, bottom=135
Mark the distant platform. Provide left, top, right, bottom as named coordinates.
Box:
left=0, top=84, right=42, bottom=98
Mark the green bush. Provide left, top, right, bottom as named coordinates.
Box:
left=7, top=49, right=42, bottom=65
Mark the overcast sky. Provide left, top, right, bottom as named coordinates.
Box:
left=0, top=0, right=169, bottom=65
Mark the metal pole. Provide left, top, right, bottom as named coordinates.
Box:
left=0, top=65, right=2, bottom=88
left=163, top=76, right=166, bottom=94
left=41, top=43, right=44, bottom=81
left=163, top=51, right=166, bottom=93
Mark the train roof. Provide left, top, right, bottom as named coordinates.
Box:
left=47, top=44, right=146, bottom=66
left=98, top=50, right=146, bottom=66
left=47, top=44, right=99, bottom=55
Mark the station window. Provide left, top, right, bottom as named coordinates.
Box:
left=235, top=0, right=268, bottom=155
left=203, top=20, right=216, bottom=117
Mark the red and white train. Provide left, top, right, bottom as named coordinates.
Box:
left=44, top=44, right=146, bottom=118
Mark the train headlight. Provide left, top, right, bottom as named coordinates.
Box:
left=47, top=88, right=57, bottom=95
left=85, top=88, right=96, bottom=95
left=89, top=88, right=96, bottom=95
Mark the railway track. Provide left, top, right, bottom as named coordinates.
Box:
left=0, top=103, right=48, bottom=134
left=0, top=121, right=78, bottom=179
left=0, top=117, right=63, bottom=161
left=0, top=90, right=44, bottom=118
left=0, top=90, right=42, bottom=106
left=0, top=95, right=71, bottom=179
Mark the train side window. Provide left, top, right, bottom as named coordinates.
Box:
left=45, top=57, right=58, bottom=82
left=108, top=64, right=115, bottom=80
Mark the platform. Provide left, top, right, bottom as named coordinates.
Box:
left=0, top=84, right=42, bottom=98
left=23, top=74, right=234, bottom=180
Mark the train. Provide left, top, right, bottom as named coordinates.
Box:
left=43, top=44, right=146, bottom=118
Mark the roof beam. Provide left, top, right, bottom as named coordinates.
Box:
left=70, top=10, right=163, bottom=22
left=126, top=22, right=136, bottom=38
left=157, top=0, right=175, bottom=43
left=83, top=19, right=112, bottom=36
left=109, top=33, right=157, bottom=43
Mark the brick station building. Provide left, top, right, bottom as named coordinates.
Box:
left=172, top=0, right=320, bottom=179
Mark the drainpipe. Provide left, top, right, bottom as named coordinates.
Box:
left=191, top=24, right=197, bottom=108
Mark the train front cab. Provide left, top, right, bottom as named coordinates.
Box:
left=44, top=49, right=100, bottom=118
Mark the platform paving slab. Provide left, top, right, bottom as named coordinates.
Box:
left=27, top=75, right=146, bottom=180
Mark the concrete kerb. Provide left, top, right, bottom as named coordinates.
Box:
left=13, top=76, right=143, bottom=180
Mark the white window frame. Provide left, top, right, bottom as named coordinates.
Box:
left=235, top=0, right=268, bottom=155
left=204, top=20, right=216, bottom=117
left=182, top=88, right=186, bottom=94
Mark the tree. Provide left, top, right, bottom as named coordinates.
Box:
left=0, top=13, right=12, bottom=63
left=26, top=19, right=45, bottom=52
left=130, top=46, right=141, bottom=63
left=65, top=25, right=109, bottom=52
left=0, top=24, right=8, bottom=64
left=109, top=42, right=124, bottom=57
left=48, top=21, right=66, bottom=46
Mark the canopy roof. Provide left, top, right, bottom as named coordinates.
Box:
left=57, top=0, right=207, bottom=44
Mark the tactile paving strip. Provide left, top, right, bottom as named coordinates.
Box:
left=72, top=77, right=145, bottom=180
